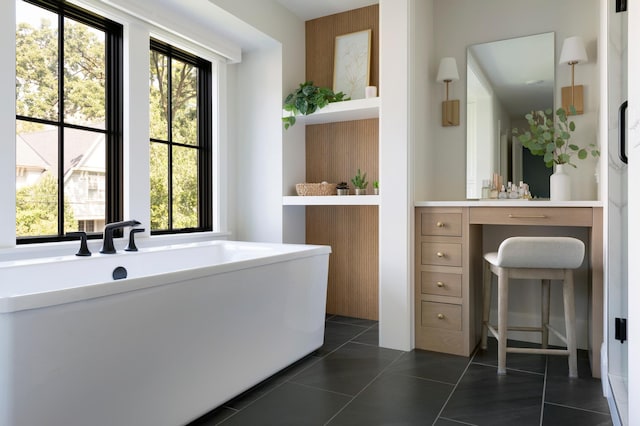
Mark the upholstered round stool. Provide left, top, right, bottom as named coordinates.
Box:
left=481, top=236, right=585, bottom=377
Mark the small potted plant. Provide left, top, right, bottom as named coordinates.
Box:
left=351, top=169, right=368, bottom=195
left=336, top=182, right=349, bottom=196
left=373, top=181, right=379, bottom=195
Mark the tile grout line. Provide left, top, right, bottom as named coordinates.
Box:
left=285, top=380, right=356, bottom=398
left=539, top=355, right=549, bottom=426
left=216, top=379, right=291, bottom=425
left=322, top=334, right=407, bottom=425
left=220, top=320, right=381, bottom=425
left=217, top=320, right=370, bottom=425
left=431, top=347, right=477, bottom=426
left=544, top=401, right=614, bottom=416
left=437, top=416, right=478, bottom=426
left=471, top=360, right=546, bottom=376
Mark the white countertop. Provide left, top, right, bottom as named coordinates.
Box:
left=415, top=200, right=603, bottom=207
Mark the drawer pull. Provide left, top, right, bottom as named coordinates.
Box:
left=437, top=313, right=445, bottom=320
left=436, top=281, right=445, bottom=288
left=436, top=221, right=445, bottom=228
left=508, top=214, right=547, bottom=219
left=436, top=252, right=445, bottom=258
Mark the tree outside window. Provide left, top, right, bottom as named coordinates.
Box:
left=15, top=0, right=122, bottom=241
left=149, top=40, right=212, bottom=233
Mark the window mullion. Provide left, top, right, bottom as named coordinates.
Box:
left=105, top=29, right=123, bottom=226
left=167, top=55, right=173, bottom=230
left=57, top=11, right=65, bottom=237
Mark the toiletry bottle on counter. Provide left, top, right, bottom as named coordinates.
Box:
left=498, top=185, right=507, bottom=199
left=481, top=180, right=491, bottom=199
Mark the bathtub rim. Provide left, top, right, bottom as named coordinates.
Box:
left=0, top=240, right=331, bottom=314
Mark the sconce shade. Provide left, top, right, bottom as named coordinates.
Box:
left=559, top=36, right=587, bottom=115
left=559, top=36, right=588, bottom=64
left=437, top=57, right=460, bottom=126
left=437, top=57, right=459, bottom=82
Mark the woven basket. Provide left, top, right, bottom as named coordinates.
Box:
left=295, top=182, right=337, bottom=196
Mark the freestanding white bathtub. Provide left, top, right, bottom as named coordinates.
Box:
left=0, top=240, right=331, bottom=426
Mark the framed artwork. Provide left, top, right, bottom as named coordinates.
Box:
left=333, top=29, right=371, bottom=100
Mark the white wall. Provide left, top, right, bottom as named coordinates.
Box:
left=0, top=0, right=16, bottom=248
left=413, top=0, right=435, bottom=201
left=424, top=0, right=600, bottom=201
left=378, top=0, right=415, bottom=351
left=232, top=47, right=284, bottom=242
left=210, top=0, right=305, bottom=243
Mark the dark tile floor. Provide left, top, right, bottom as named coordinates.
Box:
left=189, top=315, right=612, bottom=426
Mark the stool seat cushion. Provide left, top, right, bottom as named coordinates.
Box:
left=484, top=236, right=585, bottom=269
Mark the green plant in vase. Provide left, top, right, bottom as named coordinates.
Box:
left=512, top=106, right=599, bottom=168
left=512, top=106, right=600, bottom=201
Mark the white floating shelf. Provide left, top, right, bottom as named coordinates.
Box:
left=285, top=97, right=380, bottom=125
left=283, top=195, right=380, bottom=206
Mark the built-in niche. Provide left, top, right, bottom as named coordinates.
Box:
left=304, top=5, right=379, bottom=320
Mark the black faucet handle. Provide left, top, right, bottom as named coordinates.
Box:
left=66, top=231, right=91, bottom=257
left=125, top=228, right=145, bottom=252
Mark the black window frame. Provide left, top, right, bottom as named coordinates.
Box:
left=15, top=0, right=123, bottom=244
left=149, top=38, right=212, bottom=235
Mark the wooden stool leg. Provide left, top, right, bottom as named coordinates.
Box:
left=541, top=279, right=551, bottom=349
left=563, top=270, right=578, bottom=378
left=497, top=267, right=509, bottom=375
left=481, top=261, right=492, bottom=350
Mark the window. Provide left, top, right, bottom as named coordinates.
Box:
left=15, top=0, right=122, bottom=242
left=149, top=39, right=212, bottom=233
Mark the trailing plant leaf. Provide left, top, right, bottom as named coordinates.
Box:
left=282, top=81, right=349, bottom=129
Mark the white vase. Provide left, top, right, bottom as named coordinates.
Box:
left=550, top=164, right=571, bottom=201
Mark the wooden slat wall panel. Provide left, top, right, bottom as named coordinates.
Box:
left=305, top=5, right=379, bottom=93
left=307, top=206, right=379, bottom=320
left=306, top=119, right=378, bottom=185
left=304, top=6, right=379, bottom=320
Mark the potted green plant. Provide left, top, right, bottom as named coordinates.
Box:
left=512, top=107, right=599, bottom=168
left=373, top=180, right=379, bottom=195
left=336, top=182, right=349, bottom=196
left=282, top=81, right=349, bottom=129
left=351, top=169, right=368, bottom=195
left=512, top=106, right=600, bottom=200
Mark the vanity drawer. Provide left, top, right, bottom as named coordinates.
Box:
left=469, top=207, right=592, bottom=227
left=421, top=301, right=462, bottom=331
left=420, top=242, right=462, bottom=267
left=420, top=211, right=462, bottom=236
left=420, top=271, right=462, bottom=297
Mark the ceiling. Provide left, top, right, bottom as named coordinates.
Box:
left=275, top=0, right=378, bottom=21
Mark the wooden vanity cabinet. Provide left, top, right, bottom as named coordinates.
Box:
left=415, top=207, right=481, bottom=356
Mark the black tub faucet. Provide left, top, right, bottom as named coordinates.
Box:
left=66, top=231, right=91, bottom=256
left=125, top=228, right=145, bottom=252
left=100, top=220, right=141, bottom=254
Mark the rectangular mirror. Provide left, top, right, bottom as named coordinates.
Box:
left=466, top=32, right=555, bottom=199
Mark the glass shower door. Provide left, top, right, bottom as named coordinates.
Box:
left=607, top=1, right=628, bottom=424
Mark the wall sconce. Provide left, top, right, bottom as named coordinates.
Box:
left=437, top=57, right=460, bottom=126
left=559, top=36, right=588, bottom=115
